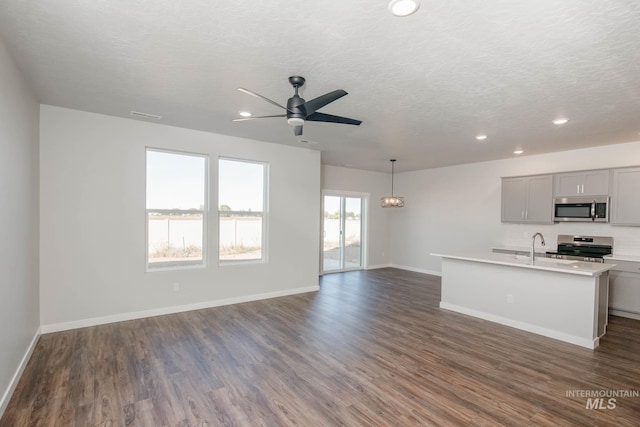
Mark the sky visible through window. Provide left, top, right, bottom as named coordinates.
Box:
left=146, top=150, right=206, bottom=210
left=146, top=151, right=265, bottom=212
left=218, top=159, right=264, bottom=212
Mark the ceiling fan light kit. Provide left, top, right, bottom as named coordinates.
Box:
left=234, top=76, right=361, bottom=136
left=381, top=159, right=405, bottom=208
left=388, top=0, right=420, bottom=17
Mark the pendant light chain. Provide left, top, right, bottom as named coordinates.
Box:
left=391, top=160, right=395, bottom=196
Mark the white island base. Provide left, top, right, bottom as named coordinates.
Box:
left=435, top=253, right=612, bottom=349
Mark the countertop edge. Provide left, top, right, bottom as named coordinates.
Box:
left=432, top=252, right=615, bottom=277
left=605, top=254, right=640, bottom=263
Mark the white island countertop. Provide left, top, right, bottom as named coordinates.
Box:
left=432, top=251, right=616, bottom=277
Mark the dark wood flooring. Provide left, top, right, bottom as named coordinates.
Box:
left=2, top=268, right=640, bottom=426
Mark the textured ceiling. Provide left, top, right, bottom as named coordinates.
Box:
left=1, top=1, right=640, bottom=172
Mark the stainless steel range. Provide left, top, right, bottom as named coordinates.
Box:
left=545, top=235, right=613, bottom=263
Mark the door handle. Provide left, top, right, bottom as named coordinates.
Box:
left=591, top=201, right=596, bottom=221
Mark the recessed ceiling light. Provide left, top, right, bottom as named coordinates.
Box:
left=388, top=0, right=420, bottom=17
left=513, top=149, right=524, bottom=155
left=476, top=135, right=488, bottom=141
left=553, top=118, right=569, bottom=125
left=299, top=139, right=318, bottom=145
left=239, top=111, right=252, bottom=118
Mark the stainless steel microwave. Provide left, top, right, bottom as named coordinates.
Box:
left=553, top=196, right=609, bottom=222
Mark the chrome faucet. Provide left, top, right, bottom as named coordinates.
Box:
left=531, top=232, right=546, bottom=264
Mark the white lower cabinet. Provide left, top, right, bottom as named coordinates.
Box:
left=608, top=258, right=640, bottom=319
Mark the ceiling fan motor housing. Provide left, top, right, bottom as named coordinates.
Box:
left=286, top=95, right=306, bottom=126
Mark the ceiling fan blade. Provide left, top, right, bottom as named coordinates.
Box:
left=306, top=112, right=362, bottom=126
left=294, top=125, right=303, bottom=136
left=233, top=114, right=286, bottom=122
left=238, top=88, right=288, bottom=111
left=302, top=89, right=348, bottom=115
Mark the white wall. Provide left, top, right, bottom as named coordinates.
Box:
left=321, top=165, right=392, bottom=268
left=0, top=39, right=40, bottom=414
left=390, top=141, right=640, bottom=275
left=40, top=106, right=320, bottom=328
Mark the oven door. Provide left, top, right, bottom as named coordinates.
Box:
left=553, top=197, right=609, bottom=222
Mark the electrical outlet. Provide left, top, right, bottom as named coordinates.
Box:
left=173, top=282, right=181, bottom=292
left=507, top=294, right=514, bottom=304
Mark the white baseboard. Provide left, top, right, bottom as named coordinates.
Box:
left=0, top=327, right=41, bottom=417
left=439, top=302, right=598, bottom=350
left=41, top=285, right=319, bottom=334
left=365, top=264, right=392, bottom=270
left=390, top=264, right=442, bottom=277
left=609, top=309, right=640, bottom=321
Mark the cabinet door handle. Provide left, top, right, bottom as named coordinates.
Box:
left=525, top=210, right=528, bottom=219
left=521, top=211, right=525, bottom=219
left=577, top=184, right=580, bottom=194
left=581, top=184, right=585, bottom=193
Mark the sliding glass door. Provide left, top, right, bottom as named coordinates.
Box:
left=322, top=193, right=365, bottom=273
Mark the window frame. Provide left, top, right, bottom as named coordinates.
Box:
left=217, top=156, right=269, bottom=266
left=145, top=147, right=209, bottom=272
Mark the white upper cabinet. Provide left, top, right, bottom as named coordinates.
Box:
left=502, top=177, right=528, bottom=223
left=611, top=167, right=640, bottom=226
left=554, top=170, right=610, bottom=197
left=502, top=175, right=553, bottom=224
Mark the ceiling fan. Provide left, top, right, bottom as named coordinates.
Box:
left=233, top=76, right=362, bottom=136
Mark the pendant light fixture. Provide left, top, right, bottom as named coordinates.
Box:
left=381, top=159, right=405, bottom=208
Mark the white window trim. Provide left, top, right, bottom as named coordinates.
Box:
left=218, top=156, right=269, bottom=266
left=145, top=147, right=209, bottom=272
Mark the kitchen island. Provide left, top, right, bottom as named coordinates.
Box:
left=432, top=252, right=616, bottom=349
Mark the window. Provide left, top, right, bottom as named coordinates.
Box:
left=218, top=158, right=267, bottom=263
left=146, top=149, right=208, bottom=270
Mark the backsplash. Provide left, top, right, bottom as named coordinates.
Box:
left=499, top=223, right=640, bottom=255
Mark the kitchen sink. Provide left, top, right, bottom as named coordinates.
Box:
left=510, top=254, right=578, bottom=265
left=535, top=258, right=578, bottom=265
